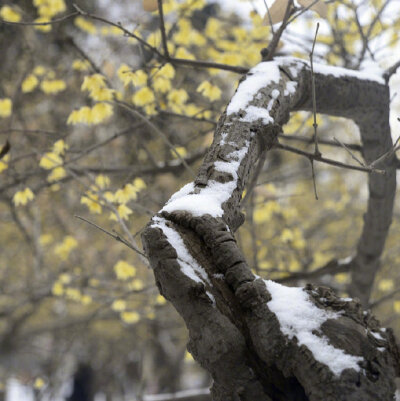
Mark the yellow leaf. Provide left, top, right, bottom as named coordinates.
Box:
left=22, top=75, right=39, bottom=93
left=394, top=301, right=400, bottom=314
left=34, top=17, right=52, bottom=32
left=72, top=59, right=90, bottom=71
left=39, top=152, right=62, bottom=169
left=0, top=154, right=9, bottom=173
left=13, top=187, right=35, bottom=206
left=196, top=81, right=221, bottom=101
left=132, top=87, right=155, bottom=107
left=0, top=6, right=21, bottom=22
left=114, top=260, right=136, bottom=280
left=378, top=279, right=394, bottom=292
left=48, top=166, right=67, bottom=182
left=120, top=311, right=140, bottom=324
left=0, top=98, right=12, bottom=118
left=95, top=174, right=110, bottom=189
left=52, top=139, right=69, bottom=155
left=112, top=299, right=127, bottom=311
left=40, top=80, right=66, bottom=94
left=52, top=282, right=64, bottom=296
left=74, top=16, right=96, bottom=34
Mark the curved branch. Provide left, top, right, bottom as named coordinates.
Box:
left=142, top=57, right=399, bottom=400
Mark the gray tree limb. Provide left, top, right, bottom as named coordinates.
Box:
left=142, top=57, right=399, bottom=400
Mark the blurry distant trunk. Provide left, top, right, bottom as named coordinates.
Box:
left=142, top=57, right=400, bottom=400
left=67, top=364, right=95, bottom=401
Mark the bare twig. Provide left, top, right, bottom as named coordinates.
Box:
left=157, top=0, right=170, bottom=58
left=75, top=215, right=148, bottom=258
left=0, top=11, right=79, bottom=26
left=310, top=23, right=320, bottom=157
left=276, top=142, right=385, bottom=174
left=333, top=137, right=365, bottom=166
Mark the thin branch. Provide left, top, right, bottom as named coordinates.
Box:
left=279, top=134, right=362, bottom=152
left=310, top=159, right=318, bottom=200
left=384, top=59, right=400, bottom=83
left=369, top=135, right=400, bottom=168
left=75, top=215, right=148, bottom=258
left=333, top=137, right=365, bottom=166
left=276, top=142, right=385, bottom=174
left=157, top=0, right=170, bottom=58
left=310, top=22, right=320, bottom=157
left=0, top=11, right=79, bottom=26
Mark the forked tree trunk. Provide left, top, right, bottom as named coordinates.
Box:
left=142, top=57, right=400, bottom=400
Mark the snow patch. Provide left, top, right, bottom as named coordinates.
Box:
left=152, top=217, right=210, bottom=286
left=264, top=280, right=363, bottom=376
left=227, top=62, right=281, bottom=115
left=162, top=141, right=250, bottom=217
left=240, top=105, right=274, bottom=124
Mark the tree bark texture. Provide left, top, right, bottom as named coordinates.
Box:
left=142, top=58, right=400, bottom=400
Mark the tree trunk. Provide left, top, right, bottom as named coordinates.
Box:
left=142, top=57, right=400, bottom=400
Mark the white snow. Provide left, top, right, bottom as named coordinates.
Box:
left=276, top=56, right=385, bottom=84
left=162, top=141, right=250, bottom=218
left=264, top=280, right=363, bottom=376
left=284, top=81, right=297, bottom=96
left=338, top=256, right=352, bottom=265
left=240, top=105, right=274, bottom=124
left=227, top=62, right=281, bottom=115
left=152, top=216, right=210, bottom=285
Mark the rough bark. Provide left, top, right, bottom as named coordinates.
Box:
left=142, top=58, right=399, bottom=400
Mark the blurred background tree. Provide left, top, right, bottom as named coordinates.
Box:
left=0, top=0, right=400, bottom=399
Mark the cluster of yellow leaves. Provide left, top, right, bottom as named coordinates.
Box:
left=54, top=235, right=78, bottom=260
left=67, top=103, right=113, bottom=125
left=197, top=81, right=221, bottom=102
left=40, top=79, right=66, bottom=94
left=74, top=16, right=96, bottom=34
left=32, top=0, right=66, bottom=32
left=68, top=74, right=114, bottom=125
left=0, top=5, right=21, bottom=22
left=0, top=98, right=12, bottom=118
left=114, top=260, right=136, bottom=280
left=13, top=187, right=35, bottom=206
left=72, top=59, right=91, bottom=72
left=120, top=311, right=140, bottom=324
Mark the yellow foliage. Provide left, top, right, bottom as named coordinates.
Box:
left=115, top=184, right=138, bottom=203
left=33, top=65, right=46, bottom=76
left=378, top=279, right=394, bottom=292
left=39, top=152, right=62, bottom=169
left=81, top=193, right=102, bottom=214
left=59, top=273, right=71, bottom=284
left=0, top=98, right=12, bottom=118
left=132, top=87, right=155, bottom=106
left=67, top=103, right=113, bottom=125
left=153, top=76, right=171, bottom=93
left=34, top=17, right=52, bottom=32
left=253, top=201, right=281, bottom=223
left=157, top=63, right=175, bottom=79
left=128, top=279, right=144, bottom=291
left=95, top=174, right=110, bottom=189
left=167, top=88, right=188, bottom=106
left=34, top=0, right=66, bottom=18
left=110, top=204, right=133, bottom=221
left=89, top=87, right=115, bottom=102
left=112, top=299, right=127, bottom=311
left=48, top=167, right=67, bottom=182
left=72, top=59, right=91, bottom=71
left=114, top=260, right=137, bottom=280
left=280, top=228, right=294, bottom=243
left=197, top=81, right=221, bottom=101
left=13, top=187, right=35, bottom=206
left=52, top=139, right=68, bottom=155
left=40, top=80, right=66, bottom=94
left=65, top=288, right=81, bottom=301
left=52, top=282, right=64, bottom=296
left=74, top=16, right=97, bottom=34
left=81, top=74, right=106, bottom=92
left=120, top=311, right=140, bottom=324
left=39, top=233, right=53, bottom=246
left=156, top=294, right=166, bottom=305
left=0, top=6, right=21, bottom=22
left=33, top=377, right=45, bottom=390
left=172, top=146, right=187, bottom=158
left=175, top=47, right=195, bottom=60
left=0, top=154, right=9, bottom=173
left=22, top=74, right=39, bottom=93
left=54, top=235, right=78, bottom=260
left=394, top=301, right=400, bottom=314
